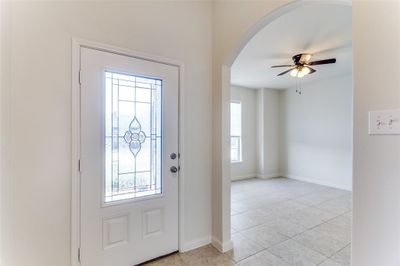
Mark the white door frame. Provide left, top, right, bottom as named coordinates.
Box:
left=71, top=38, right=185, bottom=266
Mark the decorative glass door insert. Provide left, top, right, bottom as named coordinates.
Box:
left=104, top=71, right=162, bottom=203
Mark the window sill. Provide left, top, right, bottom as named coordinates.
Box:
left=231, top=161, right=243, bottom=164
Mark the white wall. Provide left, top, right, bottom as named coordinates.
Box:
left=252, top=75, right=352, bottom=191
left=212, top=1, right=292, bottom=249
left=280, top=75, right=353, bottom=191
left=230, top=86, right=257, bottom=180
left=257, top=88, right=281, bottom=178
left=352, top=1, right=400, bottom=264
left=2, top=1, right=400, bottom=265
left=1, top=2, right=212, bottom=265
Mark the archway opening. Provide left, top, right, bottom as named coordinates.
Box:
left=221, top=1, right=353, bottom=264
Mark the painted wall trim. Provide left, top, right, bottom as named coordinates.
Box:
left=0, top=1, right=11, bottom=264
left=180, top=235, right=211, bottom=252
left=256, top=173, right=283, bottom=179
left=71, top=38, right=186, bottom=266
left=231, top=173, right=257, bottom=181
left=282, top=174, right=352, bottom=191
left=211, top=236, right=233, bottom=253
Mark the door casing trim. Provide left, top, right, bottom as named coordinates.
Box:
left=71, top=38, right=185, bottom=266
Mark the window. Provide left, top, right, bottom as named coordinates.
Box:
left=230, top=101, right=242, bottom=162
left=104, top=71, right=163, bottom=203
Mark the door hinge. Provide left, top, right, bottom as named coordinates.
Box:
left=78, top=159, right=81, bottom=172
left=78, top=69, right=82, bottom=85
left=78, top=248, right=81, bottom=262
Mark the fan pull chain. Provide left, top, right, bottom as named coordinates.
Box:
left=295, top=77, right=302, bottom=95
left=299, top=79, right=302, bottom=95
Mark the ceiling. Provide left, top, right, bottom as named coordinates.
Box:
left=231, top=4, right=352, bottom=90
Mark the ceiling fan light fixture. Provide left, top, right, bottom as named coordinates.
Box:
left=272, top=54, right=336, bottom=77
left=290, top=68, right=299, bottom=77
left=289, top=66, right=309, bottom=78
left=300, top=66, right=311, bottom=76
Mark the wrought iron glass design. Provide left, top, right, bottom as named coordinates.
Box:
left=123, top=117, right=146, bottom=157
left=105, top=71, right=162, bottom=203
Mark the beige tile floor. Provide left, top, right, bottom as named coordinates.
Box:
left=144, top=177, right=352, bottom=266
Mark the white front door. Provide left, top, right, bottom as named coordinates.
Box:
left=80, top=47, right=179, bottom=266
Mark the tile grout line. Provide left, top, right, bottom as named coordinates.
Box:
left=230, top=178, right=351, bottom=265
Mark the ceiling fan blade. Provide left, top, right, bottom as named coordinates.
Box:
left=271, top=64, right=294, bottom=68
left=277, top=68, right=295, bottom=76
left=308, top=58, right=336, bottom=65
left=308, top=67, right=316, bottom=74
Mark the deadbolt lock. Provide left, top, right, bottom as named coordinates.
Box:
left=170, top=166, right=178, bottom=173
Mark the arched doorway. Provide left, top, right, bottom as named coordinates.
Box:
left=216, top=0, right=352, bottom=263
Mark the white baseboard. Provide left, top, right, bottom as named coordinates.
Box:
left=231, top=173, right=256, bottom=181
left=181, top=235, right=211, bottom=252
left=211, top=236, right=233, bottom=253
left=282, top=173, right=352, bottom=191
left=256, top=173, right=283, bottom=179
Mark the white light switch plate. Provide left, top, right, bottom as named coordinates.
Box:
left=369, top=109, right=400, bottom=135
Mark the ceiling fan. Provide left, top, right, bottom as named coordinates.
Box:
left=271, top=53, right=336, bottom=78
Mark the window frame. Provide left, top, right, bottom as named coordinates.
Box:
left=103, top=70, right=164, bottom=204
left=230, top=101, right=243, bottom=163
